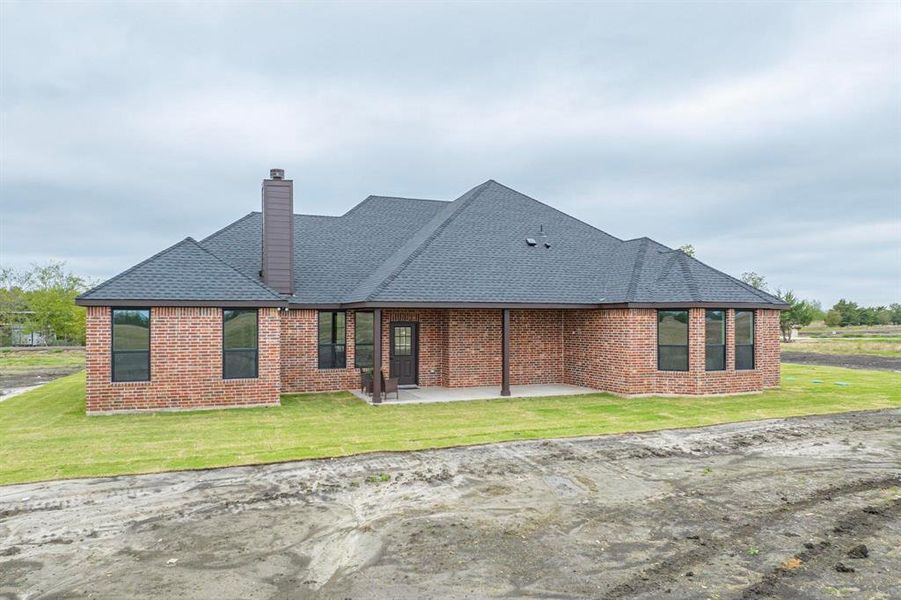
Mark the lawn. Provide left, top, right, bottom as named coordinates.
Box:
left=781, top=337, right=901, bottom=357
left=0, top=347, right=85, bottom=371
left=1, top=364, right=899, bottom=486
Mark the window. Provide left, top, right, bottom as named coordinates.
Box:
left=112, top=308, right=150, bottom=382
left=705, top=310, right=725, bottom=371
left=354, top=312, right=374, bottom=369
left=735, top=310, right=755, bottom=370
left=318, top=311, right=346, bottom=369
left=223, top=309, right=258, bottom=379
left=658, top=310, right=689, bottom=371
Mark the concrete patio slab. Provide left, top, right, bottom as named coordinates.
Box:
left=351, top=383, right=597, bottom=405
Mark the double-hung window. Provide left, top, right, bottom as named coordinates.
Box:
left=735, top=310, right=755, bottom=370
left=223, top=309, right=258, bottom=379
left=112, top=308, right=151, bottom=382
left=705, top=309, right=726, bottom=371
left=318, top=311, right=346, bottom=369
left=354, top=312, right=374, bottom=369
left=657, top=310, right=689, bottom=371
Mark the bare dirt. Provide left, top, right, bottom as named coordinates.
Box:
left=1, top=410, right=899, bottom=599
left=781, top=351, right=901, bottom=371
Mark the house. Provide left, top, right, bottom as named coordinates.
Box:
left=76, top=169, right=787, bottom=413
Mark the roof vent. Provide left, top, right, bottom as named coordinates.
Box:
left=269, top=168, right=285, bottom=180
left=526, top=238, right=537, bottom=247
left=544, top=241, right=551, bottom=249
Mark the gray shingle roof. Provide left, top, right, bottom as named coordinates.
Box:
left=78, top=181, right=786, bottom=308
left=77, top=237, right=284, bottom=304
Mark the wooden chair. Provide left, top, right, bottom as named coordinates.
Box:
left=360, top=370, right=373, bottom=395
left=380, top=372, right=399, bottom=401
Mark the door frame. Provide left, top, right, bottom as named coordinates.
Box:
left=389, top=321, right=419, bottom=386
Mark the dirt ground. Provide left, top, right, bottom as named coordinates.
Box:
left=1, top=410, right=899, bottom=599
left=781, top=351, right=901, bottom=371
left=0, top=348, right=84, bottom=400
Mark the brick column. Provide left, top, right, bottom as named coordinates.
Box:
left=725, top=308, right=736, bottom=371
left=688, top=308, right=706, bottom=374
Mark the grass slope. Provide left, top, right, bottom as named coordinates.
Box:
left=1, top=364, right=898, bottom=486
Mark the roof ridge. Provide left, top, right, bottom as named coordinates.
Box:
left=343, top=181, right=491, bottom=302
left=341, top=195, right=446, bottom=218
left=625, top=237, right=650, bottom=301
left=486, top=179, right=623, bottom=243
left=199, top=211, right=259, bottom=244
left=186, top=237, right=285, bottom=300
left=78, top=237, right=197, bottom=299
left=684, top=255, right=785, bottom=304
left=676, top=250, right=701, bottom=301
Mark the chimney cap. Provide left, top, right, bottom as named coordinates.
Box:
left=269, top=168, right=285, bottom=180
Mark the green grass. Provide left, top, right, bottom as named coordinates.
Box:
left=1, top=364, right=899, bottom=486
left=0, top=348, right=85, bottom=372
left=781, top=337, right=901, bottom=357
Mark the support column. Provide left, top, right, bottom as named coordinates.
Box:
left=372, top=308, right=382, bottom=403
left=501, top=308, right=511, bottom=396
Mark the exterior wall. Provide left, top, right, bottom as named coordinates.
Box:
left=563, top=307, right=781, bottom=395
left=379, top=309, right=448, bottom=387
left=510, top=310, right=564, bottom=385
left=84, top=305, right=781, bottom=413
left=280, top=309, right=360, bottom=392
left=85, top=306, right=281, bottom=414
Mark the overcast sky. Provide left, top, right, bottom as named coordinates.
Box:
left=1, top=1, right=899, bottom=307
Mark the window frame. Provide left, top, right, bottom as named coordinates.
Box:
left=222, top=308, right=259, bottom=380
left=111, top=307, right=151, bottom=383
left=318, top=310, right=347, bottom=370
left=705, top=309, right=726, bottom=371
left=735, top=310, right=755, bottom=370
left=657, top=309, right=690, bottom=372
left=354, top=311, right=375, bottom=369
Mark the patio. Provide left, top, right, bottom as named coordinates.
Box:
left=351, top=383, right=597, bottom=405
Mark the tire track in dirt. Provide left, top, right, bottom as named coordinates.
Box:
left=600, top=475, right=901, bottom=599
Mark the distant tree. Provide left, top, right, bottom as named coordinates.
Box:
left=21, top=262, right=89, bottom=344
left=776, top=290, right=817, bottom=342
left=890, top=303, right=901, bottom=325
left=740, top=272, right=768, bottom=292
left=831, top=299, right=861, bottom=327
left=678, top=244, right=696, bottom=257
left=876, top=308, right=892, bottom=325
left=824, top=309, right=842, bottom=328
left=808, top=299, right=826, bottom=322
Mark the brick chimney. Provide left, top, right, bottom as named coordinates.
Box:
left=261, top=168, right=294, bottom=295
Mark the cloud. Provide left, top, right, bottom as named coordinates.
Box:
left=1, top=0, right=899, bottom=307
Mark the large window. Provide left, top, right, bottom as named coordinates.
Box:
left=318, top=311, right=346, bottom=369
left=735, top=310, right=755, bottom=370
left=354, top=312, right=374, bottom=369
left=658, top=310, right=689, bottom=371
left=705, top=310, right=725, bottom=371
left=223, top=309, right=258, bottom=379
left=112, top=308, right=150, bottom=382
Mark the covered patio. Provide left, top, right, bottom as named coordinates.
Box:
left=351, top=383, right=597, bottom=405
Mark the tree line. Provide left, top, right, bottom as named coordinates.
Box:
left=737, top=271, right=900, bottom=341
left=0, top=262, right=90, bottom=346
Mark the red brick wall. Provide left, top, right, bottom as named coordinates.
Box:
left=85, top=306, right=281, bottom=414
left=84, top=305, right=782, bottom=412
left=563, top=307, right=781, bottom=395
left=510, top=310, right=564, bottom=385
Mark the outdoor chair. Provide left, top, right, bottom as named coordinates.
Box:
left=360, top=370, right=373, bottom=395
left=380, top=372, right=399, bottom=401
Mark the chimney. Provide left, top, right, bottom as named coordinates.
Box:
left=261, top=168, right=294, bottom=295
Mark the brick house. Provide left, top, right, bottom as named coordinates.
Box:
left=76, top=169, right=786, bottom=414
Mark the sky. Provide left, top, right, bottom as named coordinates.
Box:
left=1, top=1, right=899, bottom=307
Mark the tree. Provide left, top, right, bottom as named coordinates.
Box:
left=831, top=299, right=861, bottom=327
left=890, top=303, right=901, bottom=325
left=824, top=309, right=842, bottom=327
left=740, top=272, right=768, bottom=292
left=19, top=262, right=89, bottom=344
left=776, top=290, right=817, bottom=342
left=678, top=244, right=696, bottom=257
